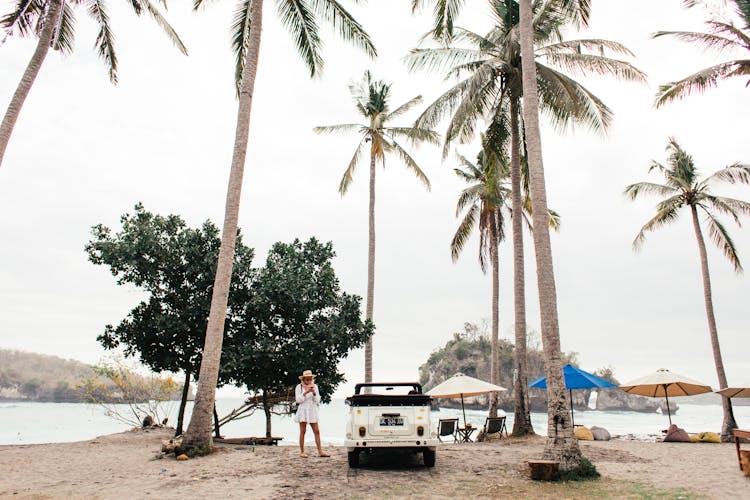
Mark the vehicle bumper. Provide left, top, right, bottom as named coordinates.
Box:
left=345, top=438, right=438, bottom=451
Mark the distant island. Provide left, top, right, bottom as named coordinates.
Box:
left=418, top=324, right=744, bottom=413
left=0, top=349, right=186, bottom=404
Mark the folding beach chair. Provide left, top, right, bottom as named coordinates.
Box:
left=437, top=418, right=459, bottom=443
left=483, top=416, right=508, bottom=440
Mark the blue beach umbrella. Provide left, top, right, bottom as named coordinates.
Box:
left=529, top=364, right=616, bottom=427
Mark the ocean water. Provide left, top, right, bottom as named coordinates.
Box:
left=2, top=399, right=749, bottom=446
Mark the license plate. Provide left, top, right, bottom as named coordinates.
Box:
left=379, top=417, right=404, bottom=426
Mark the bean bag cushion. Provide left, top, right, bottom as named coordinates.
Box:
left=662, top=424, right=690, bottom=442
left=574, top=426, right=594, bottom=441
left=590, top=426, right=611, bottom=441
left=689, top=433, right=701, bottom=442
left=697, top=432, right=721, bottom=443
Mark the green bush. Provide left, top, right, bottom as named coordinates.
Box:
left=558, top=457, right=600, bottom=481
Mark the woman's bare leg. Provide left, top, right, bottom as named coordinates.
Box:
left=310, top=423, right=329, bottom=457
left=299, top=422, right=308, bottom=457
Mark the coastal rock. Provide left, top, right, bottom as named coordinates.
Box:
left=594, top=388, right=662, bottom=413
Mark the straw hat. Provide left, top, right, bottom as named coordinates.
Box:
left=298, top=370, right=316, bottom=381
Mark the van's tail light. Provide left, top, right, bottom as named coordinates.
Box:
left=417, top=426, right=424, bottom=436
left=359, top=426, right=366, bottom=437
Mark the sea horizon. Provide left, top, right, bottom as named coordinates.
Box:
left=3, top=398, right=749, bottom=447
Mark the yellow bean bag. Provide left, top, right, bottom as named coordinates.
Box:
left=574, top=426, right=594, bottom=441
left=689, top=434, right=701, bottom=442
left=697, top=432, right=721, bottom=443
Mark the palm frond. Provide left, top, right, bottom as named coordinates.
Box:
left=455, top=183, right=483, bottom=215
left=703, top=195, right=750, bottom=222
left=623, top=181, right=677, bottom=200
left=53, top=1, right=75, bottom=55
left=704, top=163, right=750, bottom=185
left=388, top=139, right=431, bottom=191
left=387, top=126, right=440, bottom=146
left=135, top=0, right=188, bottom=55
left=632, top=204, right=681, bottom=250
left=654, top=60, right=746, bottom=107
left=87, top=1, right=117, bottom=83
left=230, top=0, right=252, bottom=96
left=540, top=51, right=647, bottom=83
left=1, top=0, right=41, bottom=37
left=309, top=0, right=376, bottom=58
left=653, top=30, right=743, bottom=53
left=540, top=38, right=636, bottom=58
left=387, top=96, right=423, bottom=121
left=702, top=208, right=743, bottom=272
left=547, top=208, right=561, bottom=231
left=313, top=123, right=363, bottom=135
left=338, top=137, right=367, bottom=195
left=450, top=202, right=478, bottom=262
left=405, top=46, right=488, bottom=75
left=535, top=63, right=613, bottom=134
left=277, top=0, right=323, bottom=77
left=412, top=0, right=466, bottom=43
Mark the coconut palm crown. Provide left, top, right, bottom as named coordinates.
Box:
left=406, top=0, right=645, bottom=157
left=1, top=0, right=187, bottom=83
left=625, top=137, right=750, bottom=440
left=654, top=0, right=750, bottom=107
left=315, top=71, right=438, bottom=195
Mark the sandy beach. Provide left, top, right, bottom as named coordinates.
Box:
left=1, top=428, right=748, bottom=499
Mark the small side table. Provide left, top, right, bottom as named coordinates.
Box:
left=457, top=427, right=476, bottom=443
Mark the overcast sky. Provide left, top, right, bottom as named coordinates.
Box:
left=1, top=0, right=748, bottom=398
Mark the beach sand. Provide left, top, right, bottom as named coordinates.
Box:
left=1, top=428, right=748, bottom=499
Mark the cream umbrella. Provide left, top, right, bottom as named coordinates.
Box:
left=426, top=373, right=507, bottom=426
left=717, top=387, right=750, bottom=398
left=619, top=368, right=713, bottom=425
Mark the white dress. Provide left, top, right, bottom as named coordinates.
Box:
left=294, top=383, right=321, bottom=423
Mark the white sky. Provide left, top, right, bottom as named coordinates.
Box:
left=1, top=0, right=748, bottom=398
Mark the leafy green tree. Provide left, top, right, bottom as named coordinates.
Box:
left=184, top=0, right=376, bottom=453
left=86, top=204, right=254, bottom=436
left=409, top=0, right=642, bottom=443
left=655, top=0, right=750, bottom=107
left=0, top=0, right=187, bottom=169
left=314, top=70, right=438, bottom=384
left=222, top=238, right=373, bottom=438
left=625, top=137, right=750, bottom=441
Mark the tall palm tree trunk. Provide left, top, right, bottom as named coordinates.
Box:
left=690, top=205, right=737, bottom=441
left=182, top=0, right=263, bottom=454
left=489, top=239, right=499, bottom=417
left=510, top=100, right=533, bottom=436
left=518, top=0, right=580, bottom=467
left=365, top=149, right=376, bottom=383
left=0, top=0, right=63, bottom=169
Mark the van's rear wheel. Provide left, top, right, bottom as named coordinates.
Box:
left=423, top=449, right=436, bottom=467
left=348, top=450, right=360, bottom=468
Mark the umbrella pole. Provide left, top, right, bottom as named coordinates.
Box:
left=461, top=394, right=467, bottom=427
left=664, top=389, right=672, bottom=426
left=569, top=389, right=575, bottom=428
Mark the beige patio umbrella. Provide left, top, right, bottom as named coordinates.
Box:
left=619, top=368, right=713, bottom=425
left=426, top=373, right=507, bottom=426
left=717, top=387, right=750, bottom=398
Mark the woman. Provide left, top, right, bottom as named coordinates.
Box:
left=294, top=369, right=330, bottom=458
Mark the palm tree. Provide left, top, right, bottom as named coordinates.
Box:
left=450, top=142, right=509, bottom=417
left=182, top=0, right=376, bottom=454
left=518, top=0, right=592, bottom=467
left=314, top=71, right=439, bottom=383
left=408, top=0, right=644, bottom=441
left=0, top=0, right=187, bottom=169
left=625, top=137, right=750, bottom=441
left=654, top=0, right=750, bottom=107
